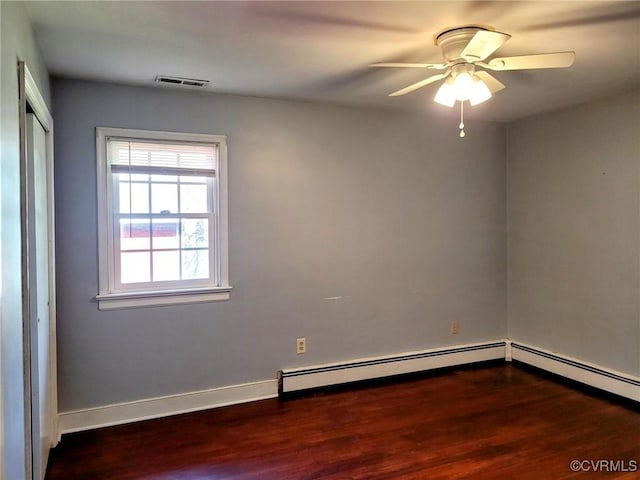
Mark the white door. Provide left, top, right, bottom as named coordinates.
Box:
left=26, top=113, right=52, bottom=480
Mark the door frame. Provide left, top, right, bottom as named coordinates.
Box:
left=18, top=61, right=58, bottom=479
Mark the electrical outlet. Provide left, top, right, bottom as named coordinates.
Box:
left=451, top=321, right=459, bottom=335
left=296, top=337, right=306, bottom=354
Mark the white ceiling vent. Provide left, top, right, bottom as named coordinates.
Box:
left=155, top=75, right=210, bottom=88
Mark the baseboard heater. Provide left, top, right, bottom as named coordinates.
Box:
left=510, top=342, right=640, bottom=402
left=278, top=341, right=506, bottom=395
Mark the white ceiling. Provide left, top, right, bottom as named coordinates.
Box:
left=24, top=1, right=640, bottom=122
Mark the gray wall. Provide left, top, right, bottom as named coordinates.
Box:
left=0, top=2, right=51, bottom=478
left=508, top=89, right=640, bottom=376
left=52, top=78, right=507, bottom=412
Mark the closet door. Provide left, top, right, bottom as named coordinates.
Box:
left=26, top=113, right=52, bottom=480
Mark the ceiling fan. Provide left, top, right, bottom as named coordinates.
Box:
left=370, top=25, right=575, bottom=136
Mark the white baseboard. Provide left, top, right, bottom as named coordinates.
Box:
left=58, top=379, right=278, bottom=435
left=509, top=341, right=640, bottom=402
left=57, top=340, right=638, bottom=437
left=279, top=341, right=506, bottom=393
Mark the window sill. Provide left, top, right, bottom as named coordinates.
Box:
left=96, top=286, right=232, bottom=310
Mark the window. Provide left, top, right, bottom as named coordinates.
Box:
left=96, top=128, right=230, bottom=310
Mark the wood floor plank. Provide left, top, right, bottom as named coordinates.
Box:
left=46, top=364, right=639, bottom=479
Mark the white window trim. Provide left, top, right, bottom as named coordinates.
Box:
left=96, top=127, right=231, bottom=310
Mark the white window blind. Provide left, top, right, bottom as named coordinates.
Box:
left=108, top=139, right=218, bottom=176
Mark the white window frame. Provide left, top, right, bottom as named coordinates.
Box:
left=95, top=127, right=231, bottom=310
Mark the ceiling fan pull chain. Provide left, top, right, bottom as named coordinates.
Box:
left=459, top=101, right=466, bottom=138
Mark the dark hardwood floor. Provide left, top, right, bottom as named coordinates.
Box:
left=46, top=363, right=639, bottom=479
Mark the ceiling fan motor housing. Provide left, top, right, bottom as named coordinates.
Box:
left=435, top=25, right=492, bottom=62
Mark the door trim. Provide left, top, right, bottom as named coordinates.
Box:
left=18, top=61, right=58, bottom=479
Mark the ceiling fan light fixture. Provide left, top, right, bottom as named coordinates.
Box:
left=434, top=78, right=456, bottom=107
left=452, top=71, right=475, bottom=101
left=434, top=72, right=492, bottom=107
left=371, top=25, right=576, bottom=136
left=468, top=77, right=492, bottom=106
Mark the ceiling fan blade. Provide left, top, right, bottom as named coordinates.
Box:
left=250, top=6, right=418, bottom=34
left=486, top=52, right=575, bottom=70
left=389, top=72, right=449, bottom=97
left=369, top=62, right=448, bottom=70
left=475, top=71, right=505, bottom=93
left=522, top=5, right=640, bottom=31
left=461, top=30, right=511, bottom=61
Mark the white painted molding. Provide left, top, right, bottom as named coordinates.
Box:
left=59, top=379, right=278, bottom=434
left=57, top=340, right=639, bottom=438
left=23, top=63, right=60, bottom=459
left=510, top=342, right=640, bottom=402
left=95, top=127, right=231, bottom=310
left=280, top=341, right=506, bottom=393
left=24, top=66, right=53, bottom=128
left=504, top=339, right=512, bottom=361
left=96, top=287, right=232, bottom=310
